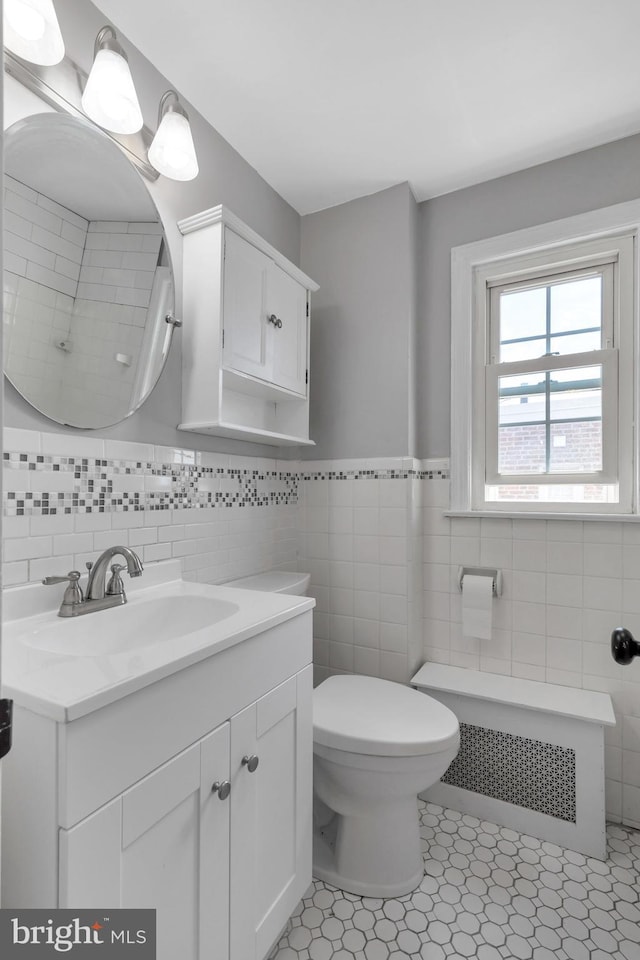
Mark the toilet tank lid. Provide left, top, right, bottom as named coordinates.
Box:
left=313, top=675, right=460, bottom=757
left=224, top=571, right=310, bottom=595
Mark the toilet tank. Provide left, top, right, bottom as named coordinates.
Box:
left=224, top=571, right=310, bottom=596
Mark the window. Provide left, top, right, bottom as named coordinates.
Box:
left=451, top=207, right=638, bottom=515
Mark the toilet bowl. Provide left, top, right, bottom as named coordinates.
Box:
left=313, top=674, right=460, bottom=897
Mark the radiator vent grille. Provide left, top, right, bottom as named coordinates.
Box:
left=442, top=722, right=576, bottom=823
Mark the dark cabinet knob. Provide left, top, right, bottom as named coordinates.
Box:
left=242, top=754, right=259, bottom=773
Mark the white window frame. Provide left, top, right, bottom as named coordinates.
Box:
left=451, top=202, right=640, bottom=516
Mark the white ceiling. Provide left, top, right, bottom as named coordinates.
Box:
left=93, top=0, right=640, bottom=215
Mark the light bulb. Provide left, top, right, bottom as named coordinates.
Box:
left=149, top=92, right=199, bottom=181
left=81, top=27, right=143, bottom=135
left=4, top=0, right=65, bottom=65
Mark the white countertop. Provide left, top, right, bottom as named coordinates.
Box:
left=2, top=561, right=314, bottom=723
left=411, top=662, right=616, bottom=727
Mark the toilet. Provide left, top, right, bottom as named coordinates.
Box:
left=313, top=675, right=460, bottom=897
left=224, top=570, right=460, bottom=898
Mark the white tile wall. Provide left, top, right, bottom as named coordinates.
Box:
left=422, top=477, right=640, bottom=829
left=297, top=459, right=425, bottom=687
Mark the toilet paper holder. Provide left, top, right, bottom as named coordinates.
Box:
left=457, top=565, right=503, bottom=598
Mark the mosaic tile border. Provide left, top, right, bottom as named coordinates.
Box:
left=3, top=450, right=450, bottom=517
left=298, top=467, right=449, bottom=481
left=3, top=453, right=300, bottom=516
left=442, top=722, right=577, bottom=823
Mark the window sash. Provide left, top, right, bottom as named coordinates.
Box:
left=488, top=261, right=615, bottom=362
left=485, top=349, right=618, bottom=485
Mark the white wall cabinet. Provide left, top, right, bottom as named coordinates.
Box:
left=178, top=206, right=319, bottom=446
left=2, top=612, right=313, bottom=960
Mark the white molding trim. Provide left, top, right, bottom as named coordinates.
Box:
left=451, top=198, right=640, bottom=511
left=177, top=204, right=319, bottom=291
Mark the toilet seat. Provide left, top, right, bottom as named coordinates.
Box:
left=313, top=675, right=459, bottom=757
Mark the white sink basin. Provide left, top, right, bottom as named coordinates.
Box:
left=21, top=594, right=240, bottom=657
left=2, top=561, right=314, bottom=722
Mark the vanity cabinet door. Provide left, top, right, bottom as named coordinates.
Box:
left=60, top=723, right=231, bottom=960
left=229, top=666, right=313, bottom=960
left=266, top=263, right=308, bottom=397
left=222, top=229, right=269, bottom=382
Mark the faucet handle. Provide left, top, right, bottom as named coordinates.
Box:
left=106, top=563, right=126, bottom=597
left=43, top=571, right=84, bottom=612
left=42, top=570, right=82, bottom=587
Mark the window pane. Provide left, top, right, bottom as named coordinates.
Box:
left=500, top=338, right=546, bottom=363
left=549, top=379, right=601, bottom=422
left=549, top=331, right=600, bottom=354
left=485, top=482, right=617, bottom=504
left=549, top=421, right=602, bottom=473
left=499, top=286, right=546, bottom=356
left=550, top=276, right=602, bottom=336
left=498, top=424, right=546, bottom=474
left=498, top=371, right=545, bottom=427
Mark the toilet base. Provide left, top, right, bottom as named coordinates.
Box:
left=312, top=800, right=425, bottom=898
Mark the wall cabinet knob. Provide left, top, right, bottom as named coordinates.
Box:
left=241, top=754, right=259, bottom=773
left=267, top=314, right=283, bottom=328
left=211, top=780, right=231, bottom=800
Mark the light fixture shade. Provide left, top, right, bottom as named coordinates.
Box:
left=149, top=93, right=199, bottom=181
left=4, top=0, right=65, bottom=65
left=81, top=28, right=143, bottom=135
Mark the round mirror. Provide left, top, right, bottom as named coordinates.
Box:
left=3, top=112, right=175, bottom=429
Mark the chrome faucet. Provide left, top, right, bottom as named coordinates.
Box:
left=85, top=545, right=144, bottom=599
left=43, top=546, right=143, bottom=618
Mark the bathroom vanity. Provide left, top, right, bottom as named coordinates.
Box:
left=1, top=563, right=313, bottom=960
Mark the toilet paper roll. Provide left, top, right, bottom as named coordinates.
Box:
left=462, top=574, right=493, bottom=640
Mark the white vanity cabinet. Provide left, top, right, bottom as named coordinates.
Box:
left=1, top=609, right=313, bottom=960
left=178, top=205, right=319, bottom=446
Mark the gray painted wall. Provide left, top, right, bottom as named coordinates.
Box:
left=300, top=182, right=418, bottom=460
left=4, top=0, right=301, bottom=458
left=418, top=133, right=640, bottom=458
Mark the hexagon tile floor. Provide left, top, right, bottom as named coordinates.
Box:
left=270, top=801, right=640, bottom=960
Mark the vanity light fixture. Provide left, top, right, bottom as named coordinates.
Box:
left=3, top=0, right=65, bottom=65
left=148, top=90, right=199, bottom=181
left=81, top=25, right=143, bottom=135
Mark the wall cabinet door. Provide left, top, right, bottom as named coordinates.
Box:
left=223, top=230, right=308, bottom=397
left=266, top=263, right=308, bottom=397
left=59, top=723, right=231, bottom=960
left=222, top=230, right=269, bottom=381
left=229, top=666, right=313, bottom=960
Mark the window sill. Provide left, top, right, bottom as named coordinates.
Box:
left=445, top=510, right=640, bottom=522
